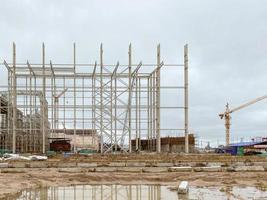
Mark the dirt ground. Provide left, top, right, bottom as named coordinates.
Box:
left=1, top=168, right=267, bottom=199
left=50, top=153, right=267, bottom=162
left=1, top=154, right=267, bottom=199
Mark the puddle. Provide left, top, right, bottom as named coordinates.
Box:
left=15, top=184, right=267, bottom=200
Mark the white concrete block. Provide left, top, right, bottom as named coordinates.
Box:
left=235, top=166, right=264, bottom=172
left=207, top=162, right=223, bottom=167
left=126, top=162, right=146, bottom=167
left=178, top=181, right=189, bottom=194
left=0, top=163, right=8, bottom=168
left=201, top=166, right=222, bottom=172
left=155, top=163, right=174, bottom=167
left=108, top=162, right=126, bottom=167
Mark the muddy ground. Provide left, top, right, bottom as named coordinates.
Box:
left=1, top=154, right=267, bottom=199
left=1, top=169, right=267, bottom=199
left=49, top=153, right=267, bottom=163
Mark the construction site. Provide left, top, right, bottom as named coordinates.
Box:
left=1, top=43, right=267, bottom=200
left=1, top=0, right=267, bottom=198
left=0, top=43, right=191, bottom=155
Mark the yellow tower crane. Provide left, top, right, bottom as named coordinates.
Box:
left=219, top=95, right=267, bottom=146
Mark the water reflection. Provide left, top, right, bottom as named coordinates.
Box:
left=17, top=185, right=171, bottom=200
left=16, top=184, right=267, bottom=200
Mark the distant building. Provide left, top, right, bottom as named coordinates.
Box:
left=51, top=129, right=100, bottom=150
left=230, top=141, right=267, bottom=155
left=131, top=134, right=195, bottom=153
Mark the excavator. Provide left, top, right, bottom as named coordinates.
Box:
left=219, top=95, right=267, bottom=146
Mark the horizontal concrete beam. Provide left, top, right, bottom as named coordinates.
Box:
left=169, top=166, right=192, bottom=172
left=142, top=167, right=168, bottom=173
left=234, top=166, right=264, bottom=172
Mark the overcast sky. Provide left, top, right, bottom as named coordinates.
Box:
left=1, top=0, right=267, bottom=146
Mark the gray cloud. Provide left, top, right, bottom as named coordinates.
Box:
left=1, top=0, right=267, bottom=146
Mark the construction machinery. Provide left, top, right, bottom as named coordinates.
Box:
left=219, top=95, right=267, bottom=146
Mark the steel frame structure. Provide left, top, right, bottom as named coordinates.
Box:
left=0, top=43, right=189, bottom=154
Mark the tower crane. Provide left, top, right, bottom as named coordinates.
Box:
left=219, top=95, right=267, bottom=146
left=54, top=88, right=68, bottom=130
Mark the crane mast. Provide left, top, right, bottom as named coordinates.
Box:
left=219, top=95, right=267, bottom=146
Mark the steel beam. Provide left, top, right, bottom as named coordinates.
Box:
left=12, top=42, right=17, bottom=153
left=184, top=44, right=189, bottom=153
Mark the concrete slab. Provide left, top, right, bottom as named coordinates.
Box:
left=46, top=162, right=59, bottom=168
left=96, top=163, right=109, bottom=167
left=207, top=163, right=223, bottom=167
left=174, top=162, right=192, bottom=167
left=30, top=162, right=49, bottom=168
left=234, top=166, right=264, bottom=172
left=193, top=166, right=222, bottom=172
left=142, top=167, right=168, bottom=173
left=154, top=163, right=174, bottom=167
left=126, top=162, right=146, bottom=167
left=201, top=166, right=222, bottom=172
left=58, top=168, right=86, bottom=173
left=108, top=162, right=126, bottom=167
left=116, top=167, right=142, bottom=173
left=95, top=167, right=117, bottom=172
left=9, top=162, right=27, bottom=168
left=58, top=162, right=77, bottom=168
left=0, top=168, right=26, bottom=173
left=253, top=162, right=267, bottom=167
left=194, top=162, right=207, bottom=167
left=77, top=163, right=98, bottom=168
left=0, top=163, right=8, bottom=168
left=168, top=167, right=192, bottom=172
left=193, top=167, right=203, bottom=172
left=231, top=162, right=245, bottom=167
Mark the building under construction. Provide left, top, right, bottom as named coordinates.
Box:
left=131, top=134, right=195, bottom=153
left=0, top=43, right=189, bottom=154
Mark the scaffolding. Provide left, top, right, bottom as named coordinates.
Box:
left=0, top=43, right=189, bottom=154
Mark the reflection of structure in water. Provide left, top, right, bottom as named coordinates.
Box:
left=16, top=184, right=267, bottom=200
left=17, top=185, right=164, bottom=200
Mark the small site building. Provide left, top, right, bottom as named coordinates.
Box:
left=131, top=134, right=195, bottom=153
left=230, top=141, right=267, bottom=155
